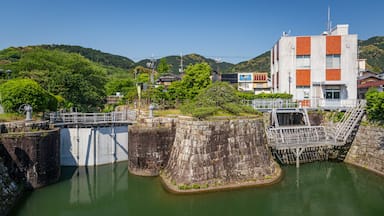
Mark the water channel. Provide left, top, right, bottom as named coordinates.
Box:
left=11, top=162, right=384, bottom=216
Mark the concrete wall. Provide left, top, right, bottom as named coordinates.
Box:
left=345, top=126, right=384, bottom=175
left=60, top=125, right=128, bottom=166
left=162, top=117, right=279, bottom=188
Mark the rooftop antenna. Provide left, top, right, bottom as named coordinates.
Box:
left=327, top=6, right=332, bottom=33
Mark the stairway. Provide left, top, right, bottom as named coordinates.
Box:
left=334, top=100, right=366, bottom=143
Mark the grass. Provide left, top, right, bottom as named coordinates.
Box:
left=154, top=109, right=182, bottom=117
left=0, top=113, right=24, bottom=122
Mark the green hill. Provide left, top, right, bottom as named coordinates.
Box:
left=135, top=53, right=234, bottom=74
left=359, top=36, right=384, bottom=72
left=230, top=51, right=270, bottom=74
left=41, top=44, right=135, bottom=70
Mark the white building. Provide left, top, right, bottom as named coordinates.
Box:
left=238, top=72, right=254, bottom=91
left=270, top=24, right=358, bottom=107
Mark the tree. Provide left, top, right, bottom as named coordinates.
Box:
left=0, top=79, right=57, bottom=112
left=180, top=82, right=260, bottom=118
left=105, top=78, right=135, bottom=96
left=365, top=88, right=384, bottom=123
left=180, top=62, right=212, bottom=99
left=156, top=58, right=171, bottom=75
left=1, top=48, right=108, bottom=112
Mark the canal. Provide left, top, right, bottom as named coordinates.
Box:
left=11, top=162, right=384, bottom=216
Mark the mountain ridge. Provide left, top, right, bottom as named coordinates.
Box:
left=1, top=36, right=383, bottom=75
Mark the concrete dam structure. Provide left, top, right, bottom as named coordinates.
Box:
left=50, top=111, right=136, bottom=166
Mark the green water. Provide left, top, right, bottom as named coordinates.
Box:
left=10, top=162, right=384, bottom=216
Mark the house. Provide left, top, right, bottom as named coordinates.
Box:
left=156, top=74, right=181, bottom=87
left=270, top=24, right=358, bottom=107
left=253, top=72, right=271, bottom=94
left=357, top=72, right=384, bottom=98
left=238, top=72, right=254, bottom=91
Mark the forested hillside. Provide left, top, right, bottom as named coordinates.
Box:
left=359, top=36, right=384, bottom=72
left=135, top=54, right=234, bottom=74
left=0, top=47, right=109, bottom=111
left=230, top=51, right=270, bottom=74
left=41, top=44, right=135, bottom=69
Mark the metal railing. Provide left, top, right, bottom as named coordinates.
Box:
left=244, top=98, right=364, bottom=110
left=265, top=126, right=334, bottom=149
left=49, top=111, right=136, bottom=125
left=243, top=99, right=298, bottom=109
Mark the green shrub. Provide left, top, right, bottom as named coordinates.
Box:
left=222, top=103, right=242, bottom=115
left=190, top=107, right=218, bottom=119
left=192, top=183, right=201, bottom=189
left=181, top=82, right=261, bottom=118
left=365, top=88, right=384, bottom=124
left=0, top=78, right=57, bottom=112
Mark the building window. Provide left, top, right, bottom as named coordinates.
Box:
left=325, top=89, right=340, bottom=100
left=296, top=55, right=310, bottom=69
left=326, top=54, right=340, bottom=69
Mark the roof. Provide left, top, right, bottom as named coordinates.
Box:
left=358, top=80, right=384, bottom=88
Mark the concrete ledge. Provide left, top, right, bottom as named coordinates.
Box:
left=159, top=162, right=283, bottom=194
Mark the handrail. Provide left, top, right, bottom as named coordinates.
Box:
left=49, top=111, right=136, bottom=124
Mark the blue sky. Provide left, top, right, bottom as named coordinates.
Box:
left=1, top=0, right=383, bottom=63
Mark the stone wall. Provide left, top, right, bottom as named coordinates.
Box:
left=128, top=117, right=176, bottom=176
left=345, top=126, right=384, bottom=175
left=0, top=128, right=61, bottom=189
left=0, top=158, right=22, bottom=216
left=162, top=117, right=280, bottom=192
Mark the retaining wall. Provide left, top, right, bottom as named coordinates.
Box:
left=345, top=126, right=384, bottom=175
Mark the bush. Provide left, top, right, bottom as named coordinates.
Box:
left=222, top=103, right=242, bottom=115
left=181, top=82, right=262, bottom=118
left=190, top=107, right=218, bottom=119
left=365, top=88, right=384, bottom=124
left=0, top=79, right=57, bottom=112
left=192, top=184, right=201, bottom=189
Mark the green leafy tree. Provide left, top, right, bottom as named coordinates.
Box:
left=105, top=78, right=135, bottom=96
left=181, top=82, right=260, bottom=118
left=365, top=88, right=384, bottom=123
left=0, top=79, right=57, bottom=112
left=0, top=47, right=107, bottom=112
left=156, top=58, right=171, bottom=75
left=180, top=62, right=212, bottom=99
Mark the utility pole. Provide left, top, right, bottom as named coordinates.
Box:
left=179, top=53, right=184, bottom=73
left=146, top=55, right=156, bottom=118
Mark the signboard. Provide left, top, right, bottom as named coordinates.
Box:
left=238, top=73, right=252, bottom=82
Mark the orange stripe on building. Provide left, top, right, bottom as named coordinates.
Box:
left=326, top=69, right=341, bottom=80
left=296, top=37, right=311, bottom=55
left=296, top=69, right=311, bottom=86
left=326, top=36, right=341, bottom=54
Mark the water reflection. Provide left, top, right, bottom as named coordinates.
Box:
left=64, top=163, right=129, bottom=204
left=11, top=162, right=384, bottom=216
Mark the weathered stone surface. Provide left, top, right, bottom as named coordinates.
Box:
left=345, top=126, right=384, bottom=175
left=162, top=117, right=279, bottom=189
left=128, top=118, right=176, bottom=176
left=0, top=128, right=61, bottom=189
left=0, top=158, right=22, bottom=216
